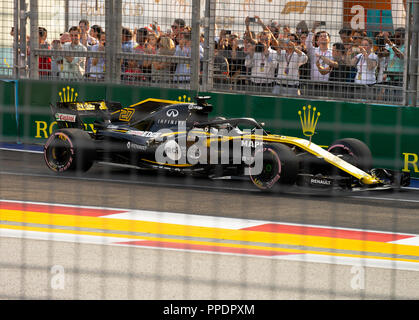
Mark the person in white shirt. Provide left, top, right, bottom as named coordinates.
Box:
left=305, top=21, right=332, bottom=96
left=273, top=34, right=307, bottom=96
left=351, top=37, right=378, bottom=85
left=349, top=37, right=378, bottom=100
left=243, top=17, right=279, bottom=92
left=305, top=22, right=333, bottom=82
left=245, top=42, right=277, bottom=91
left=60, top=26, right=87, bottom=80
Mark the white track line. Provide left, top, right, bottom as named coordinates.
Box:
left=349, top=195, right=419, bottom=204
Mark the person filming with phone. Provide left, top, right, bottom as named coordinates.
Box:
left=244, top=16, right=278, bottom=92
left=273, top=33, right=307, bottom=96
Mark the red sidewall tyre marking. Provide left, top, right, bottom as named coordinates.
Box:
left=327, top=144, right=355, bottom=157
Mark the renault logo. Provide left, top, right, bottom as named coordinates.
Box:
left=166, top=109, right=179, bottom=117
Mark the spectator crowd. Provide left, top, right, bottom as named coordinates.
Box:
left=12, top=16, right=406, bottom=102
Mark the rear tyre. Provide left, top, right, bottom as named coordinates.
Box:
left=44, top=129, right=96, bottom=173
left=327, top=138, right=372, bottom=172
left=249, top=143, right=298, bottom=190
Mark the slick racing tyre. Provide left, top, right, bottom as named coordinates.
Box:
left=44, top=129, right=96, bottom=173
left=249, top=143, right=298, bottom=190
left=327, top=138, right=372, bottom=172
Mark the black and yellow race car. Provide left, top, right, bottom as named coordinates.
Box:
left=43, top=96, right=410, bottom=191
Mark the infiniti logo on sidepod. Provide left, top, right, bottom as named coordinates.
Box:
left=166, top=109, right=179, bottom=118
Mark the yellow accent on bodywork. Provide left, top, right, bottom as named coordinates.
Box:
left=196, top=133, right=380, bottom=185
left=149, top=131, right=379, bottom=184
left=260, top=134, right=380, bottom=184
left=118, top=108, right=136, bottom=121
left=129, top=98, right=180, bottom=108
left=111, top=98, right=181, bottom=116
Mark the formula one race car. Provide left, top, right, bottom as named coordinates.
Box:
left=44, top=96, right=410, bottom=191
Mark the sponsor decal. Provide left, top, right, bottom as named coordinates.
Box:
left=310, top=178, right=332, bottom=186
left=157, top=119, right=186, bottom=126
left=127, top=141, right=147, bottom=151
left=55, top=113, right=77, bottom=122
left=128, top=130, right=161, bottom=138
left=166, top=109, right=179, bottom=118
left=188, top=105, right=204, bottom=111
left=241, top=140, right=263, bottom=148
left=75, top=102, right=107, bottom=111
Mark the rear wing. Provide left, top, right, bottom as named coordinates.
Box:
left=50, top=100, right=118, bottom=132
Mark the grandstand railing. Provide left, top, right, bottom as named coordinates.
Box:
left=1, top=0, right=418, bottom=107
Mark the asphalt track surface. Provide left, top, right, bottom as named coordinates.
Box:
left=0, top=149, right=419, bottom=299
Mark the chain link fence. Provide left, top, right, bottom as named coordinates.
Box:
left=1, top=0, right=419, bottom=302
left=0, top=0, right=418, bottom=104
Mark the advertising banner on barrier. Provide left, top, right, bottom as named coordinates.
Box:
left=0, top=80, right=19, bottom=141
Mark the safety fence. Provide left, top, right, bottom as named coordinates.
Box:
left=2, top=1, right=419, bottom=302
left=0, top=0, right=418, bottom=106
left=1, top=78, right=419, bottom=300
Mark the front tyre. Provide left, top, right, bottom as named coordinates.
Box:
left=44, top=129, right=96, bottom=173
left=249, top=143, right=298, bottom=190
left=327, top=138, right=372, bottom=172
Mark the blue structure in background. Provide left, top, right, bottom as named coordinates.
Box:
left=366, top=9, right=395, bottom=40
